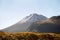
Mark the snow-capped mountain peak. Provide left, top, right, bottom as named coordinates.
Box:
left=20, top=13, right=47, bottom=23
left=1, top=13, right=47, bottom=32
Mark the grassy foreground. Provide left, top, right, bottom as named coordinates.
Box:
left=0, top=32, right=60, bottom=40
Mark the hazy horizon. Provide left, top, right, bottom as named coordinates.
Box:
left=0, top=0, right=60, bottom=29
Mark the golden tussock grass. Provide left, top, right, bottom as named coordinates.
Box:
left=0, top=32, right=60, bottom=40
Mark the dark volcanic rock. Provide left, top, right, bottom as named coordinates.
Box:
left=27, top=16, right=60, bottom=34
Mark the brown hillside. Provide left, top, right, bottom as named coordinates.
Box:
left=27, top=16, right=60, bottom=33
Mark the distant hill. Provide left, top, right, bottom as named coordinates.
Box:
left=1, top=13, right=47, bottom=32
left=27, top=16, right=60, bottom=33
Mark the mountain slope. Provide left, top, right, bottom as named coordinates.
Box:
left=27, top=16, right=60, bottom=33
left=1, top=13, right=47, bottom=32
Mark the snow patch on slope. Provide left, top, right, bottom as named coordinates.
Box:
left=20, top=13, right=47, bottom=23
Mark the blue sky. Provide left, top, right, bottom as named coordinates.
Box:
left=0, top=0, right=60, bottom=29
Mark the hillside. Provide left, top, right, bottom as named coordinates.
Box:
left=0, top=32, right=60, bottom=40
left=2, top=13, right=47, bottom=32
left=27, top=16, right=60, bottom=33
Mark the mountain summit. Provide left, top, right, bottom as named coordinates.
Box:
left=20, top=13, right=47, bottom=23
left=1, top=13, right=47, bottom=32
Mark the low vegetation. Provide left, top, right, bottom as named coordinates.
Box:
left=0, top=31, right=60, bottom=40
